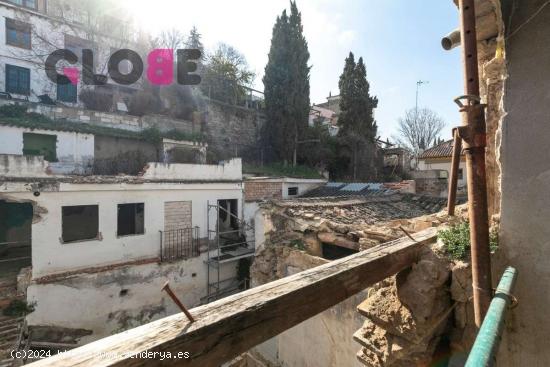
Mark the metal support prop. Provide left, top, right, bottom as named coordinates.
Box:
left=465, top=267, right=518, bottom=367
left=447, top=128, right=463, bottom=215
left=458, top=0, right=492, bottom=326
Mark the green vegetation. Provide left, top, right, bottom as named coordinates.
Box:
left=243, top=163, right=322, bottom=179
left=290, top=239, right=306, bottom=251
left=438, top=221, right=499, bottom=261
left=263, top=1, right=310, bottom=164
left=0, top=105, right=204, bottom=143
left=337, top=52, right=379, bottom=181
left=3, top=299, right=35, bottom=317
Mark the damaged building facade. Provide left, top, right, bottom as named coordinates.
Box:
left=0, top=155, right=252, bottom=346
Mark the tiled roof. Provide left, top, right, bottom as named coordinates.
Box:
left=418, top=140, right=464, bottom=159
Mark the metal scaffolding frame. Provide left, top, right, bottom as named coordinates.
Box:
left=205, top=200, right=255, bottom=303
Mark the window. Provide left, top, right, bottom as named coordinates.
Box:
left=458, top=168, right=464, bottom=180
left=6, top=18, right=31, bottom=49
left=22, top=133, right=57, bottom=161
left=57, top=82, right=77, bottom=103
left=288, top=187, right=299, bottom=196
left=6, top=0, right=37, bottom=9
left=62, top=205, right=99, bottom=243
left=117, top=203, right=145, bottom=237
left=5, top=65, right=30, bottom=95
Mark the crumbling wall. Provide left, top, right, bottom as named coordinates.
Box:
left=25, top=254, right=237, bottom=345
left=250, top=243, right=366, bottom=367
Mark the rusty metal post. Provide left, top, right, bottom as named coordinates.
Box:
left=162, top=281, right=195, bottom=323
left=457, top=0, right=492, bottom=327
left=447, top=128, right=463, bottom=215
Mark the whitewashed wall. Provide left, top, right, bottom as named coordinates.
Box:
left=0, top=125, right=94, bottom=174
left=281, top=179, right=326, bottom=199
left=417, top=159, right=467, bottom=188
left=26, top=254, right=237, bottom=343
left=2, top=182, right=243, bottom=277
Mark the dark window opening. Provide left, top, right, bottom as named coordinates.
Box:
left=458, top=168, right=464, bottom=180
left=62, top=205, right=99, bottom=243
left=321, top=243, right=358, bottom=260
left=117, top=203, right=144, bottom=237
left=218, top=199, right=239, bottom=231
left=0, top=201, right=32, bottom=276
left=6, top=18, right=31, bottom=49
left=288, top=187, right=299, bottom=196
left=57, top=82, right=77, bottom=103
left=23, top=132, right=57, bottom=162
left=5, top=64, right=30, bottom=95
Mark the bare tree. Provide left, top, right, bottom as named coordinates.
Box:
left=394, top=107, right=445, bottom=156
left=152, top=28, right=186, bottom=50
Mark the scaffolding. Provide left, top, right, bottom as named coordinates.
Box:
left=205, top=200, right=255, bottom=303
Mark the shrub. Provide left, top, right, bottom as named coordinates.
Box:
left=438, top=221, right=499, bottom=260
left=127, top=91, right=159, bottom=117
left=79, top=89, right=113, bottom=112
left=0, top=104, right=27, bottom=118
left=3, top=299, right=35, bottom=317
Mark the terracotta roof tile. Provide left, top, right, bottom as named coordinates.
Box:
left=418, top=140, right=465, bottom=159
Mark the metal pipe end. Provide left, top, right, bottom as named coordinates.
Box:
left=442, top=29, right=461, bottom=50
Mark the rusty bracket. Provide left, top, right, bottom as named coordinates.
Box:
left=454, top=102, right=488, bottom=150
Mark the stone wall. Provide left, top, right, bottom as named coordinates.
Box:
left=0, top=99, right=264, bottom=164
left=204, top=99, right=265, bottom=162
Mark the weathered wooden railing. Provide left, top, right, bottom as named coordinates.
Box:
left=29, top=227, right=438, bottom=367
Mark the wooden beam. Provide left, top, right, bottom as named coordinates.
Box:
left=29, top=228, right=438, bottom=367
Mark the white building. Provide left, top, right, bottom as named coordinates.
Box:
left=417, top=139, right=467, bottom=188
left=0, top=0, right=140, bottom=108
left=0, top=156, right=254, bottom=345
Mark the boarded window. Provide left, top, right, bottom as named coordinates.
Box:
left=5, top=64, right=30, bottom=95
left=6, top=18, right=31, bottom=49
left=117, top=203, right=144, bottom=236
left=62, top=205, right=99, bottom=243
left=22, top=133, right=57, bottom=162
left=164, top=201, right=192, bottom=231
left=288, top=187, right=299, bottom=196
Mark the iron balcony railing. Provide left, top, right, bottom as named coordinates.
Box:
left=159, top=227, right=200, bottom=262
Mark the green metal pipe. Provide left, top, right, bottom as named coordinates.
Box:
left=465, top=266, right=518, bottom=367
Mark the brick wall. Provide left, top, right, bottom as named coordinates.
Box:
left=164, top=201, right=192, bottom=231
left=244, top=181, right=282, bottom=202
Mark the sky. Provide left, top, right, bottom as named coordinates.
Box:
left=122, top=0, right=464, bottom=141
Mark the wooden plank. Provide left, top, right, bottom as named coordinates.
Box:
left=29, top=227, right=438, bottom=367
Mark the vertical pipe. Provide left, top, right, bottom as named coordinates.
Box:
left=458, top=0, right=492, bottom=326
left=465, top=267, right=518, bottom=367
left=447, top=128, right=463, bottom=215
left=159, top=230, right=163, bottom=262
left=207, top=201, right=210, bottom=301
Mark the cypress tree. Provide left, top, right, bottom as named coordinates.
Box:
left=263, top=1, right=310, bottom=165
left=337, top=53, right=378, bottom=180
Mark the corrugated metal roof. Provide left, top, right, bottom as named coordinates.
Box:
left=418, top=140, right=465, bottom=159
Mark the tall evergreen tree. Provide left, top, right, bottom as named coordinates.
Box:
left=338, top=53, right=378, bottom=180
left=263, top=1, right=310, bottom=165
